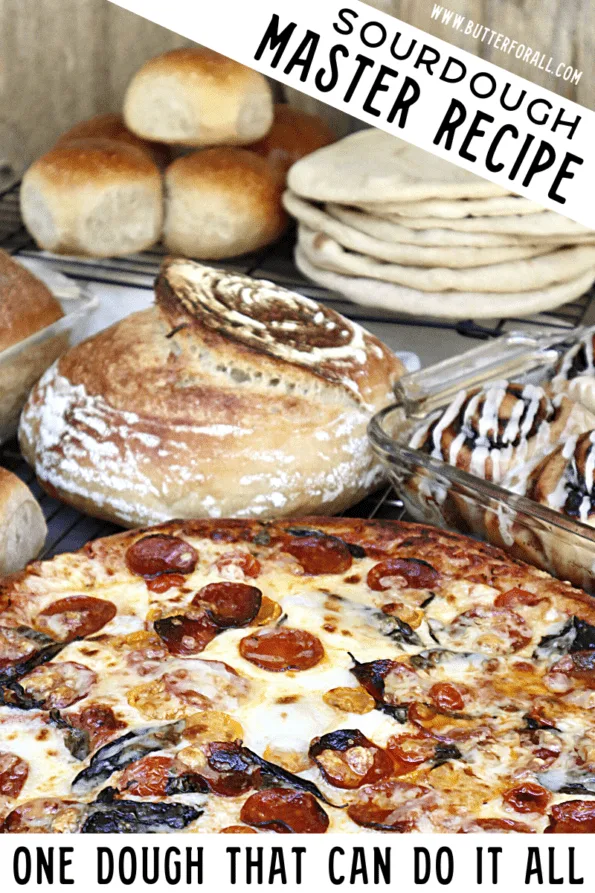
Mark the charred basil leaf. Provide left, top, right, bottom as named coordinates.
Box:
left=82, top=795, right=201, bottom=833
left=410, top=648, right=483, bottom=670
left=0, top=681, right=45, bottom=711
left=242, top=746, right=340, bottom=807
left=253, top=530, right=271, bottom=546
left=72, top=721, right=185, bottom=793
left=538, top=768, right=595, bottom=796
left=309, top=730, right=367, bottom=756
left=433, top=744, right=463, bottom=766
left=49, top=709, right=90, bottom=761
left=533, top=617, right=595, bottom=660
left=349, top=655, right=408, bottom=724
left=165, top=774, right=210, bottom=796
left=523, top=713, right=558, bottom=732
left=381, top=616, right=423, bottom=648
left=0, top=640, right=65, bottom=689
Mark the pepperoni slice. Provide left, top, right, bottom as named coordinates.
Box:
left=126, top=535, right=198, bottom=578
left=239, top=628, right=324, bottom=672
left=460, top=818, right=534, bottom=833
left=0, top=753, right=28, bottom=798
left=0, top=627, right=38, bottom=669
left=429, top=683, right=465, bottom=712
left=70, top=704, right=126, bottom=751
left=220, top=825, right=258, bottom=834
left=387, top=735, right=437, bottom=774
left=193, top=583, right=262, bottom=628
left=216, top=552, right=261, bottom=579
left=367, top=558, right=440, bottom=592
left=36, top=596, right=117, bottom=642
left=494, top=588, right=545, bottom=608
left=3, top=798, right=83, bottom=833
left=154, top=614, right=218, bottom=656
left=240, top=788, right=329, bottom=833
left=284, top=536, right=352, bottom=575
left=503, top=782, right=551, bottom=814
left=21, top=662, right=97, bottom=709
left=546, top=800, right=595, bottom=833
left=309, top=730, right=394, bottom=789
left=446, top=606, right=531, bottom=654
left=119, top=755, right=175, bottom=797
left=146, top=574, right=186, bottom=594
left=348, top=779, right=432, bottom=831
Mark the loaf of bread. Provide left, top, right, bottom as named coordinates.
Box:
left=123, top=48, right=274, bottom=147
left=19, top=259, right=404, bottom=527
left=249, top=104, right=336, bottom=177
left=0, top=250, right=63, bottom=353
left=55, top=113, right=171, bottom=168
left=20, top=140, right=163, bottom=258
left=0, top=251, right=66, bottom=442
left=163, top=148, right=287, bottom=259
left=0, top=468, right=46, bottom=574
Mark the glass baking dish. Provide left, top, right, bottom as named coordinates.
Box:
left=368, top=329, right=595, bottom=592
left=0, top=259, right=97, bottom=444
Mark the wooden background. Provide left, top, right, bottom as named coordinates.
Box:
left=0, top=0, right=592, bottom=170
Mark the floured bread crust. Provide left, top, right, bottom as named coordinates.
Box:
left=1, top=518, right=595, bottom=834
left=19, top=261, right=403, bottom=526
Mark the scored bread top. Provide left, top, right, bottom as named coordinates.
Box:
left=156, top=258, right=403, bottom=409
left=0, top=250, right=63, bottom=353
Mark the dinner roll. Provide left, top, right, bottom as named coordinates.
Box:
left=0, top=468, right=46, bottom=575
left=249, top=104, right=336, bottom=176
left=0, top=250, right=63, bottom=353
left=164, top=148, right=287, bottom=259
left=55, top=113, right=171, bottom=168
left=123, top=48, right=274, bottom=147
left=20, top=140, right=163, bottom=258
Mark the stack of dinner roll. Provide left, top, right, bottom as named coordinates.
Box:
left=20, top=48, right=335, bottom=260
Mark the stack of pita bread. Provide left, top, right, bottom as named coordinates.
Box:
left=284, top=129, right=595, bottom=320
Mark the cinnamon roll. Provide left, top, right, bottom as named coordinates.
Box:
left=409, top=381, right=589, bottom=485
left=487, top=432, right=595, bottom=588
left=552, top=328, right=595, bottom=416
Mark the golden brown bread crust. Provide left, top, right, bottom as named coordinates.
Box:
left=55, top=114, right=171, bottom=168
left=248, top=104, right=336, bottom=176
left=3, top=517, right=593, bottom=622
left=19, top=260, right=404, bottom=527
left=0, top=251, right=63, bottom=353
left=26, top=140, right=161, bottom=185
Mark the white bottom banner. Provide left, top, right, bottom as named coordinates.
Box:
left=0, top=835, right=589, bottom=891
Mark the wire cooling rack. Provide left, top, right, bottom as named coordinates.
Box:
left=1, top=177, right=594, bottom=557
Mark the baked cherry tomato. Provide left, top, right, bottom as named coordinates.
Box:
left=126, top=535, right=198, bottom=578
left=284, top=536, right=352, bottom=575
left=367, top=558, right=440, bottom=592
left=37, top=596, right=117, bottom=642
left=240, top=788, right=329, bottom=833
left=239, top=628, right=324, bottom=672
left=119, top=755, right=175, bottom=797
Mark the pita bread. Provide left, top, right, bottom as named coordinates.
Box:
left=325, top=204, right=533, bottom=248
left=295, top=246, right=595, bottom=320
left=370, top=210, right=592, bottom=237
left=327, top=205, right=595, bottom=248
left=287, top=129, right=510, bottom=203
left=283, top=193, right=551, bottom=268
left=298, top=225, right=595, bottom=293
left=355, top=195, right=544, bottom=218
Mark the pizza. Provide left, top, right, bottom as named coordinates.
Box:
left=0, top=517, right=594, bottom=834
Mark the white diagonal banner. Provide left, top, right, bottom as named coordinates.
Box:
left=108, top=0, right=594, bottom=228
